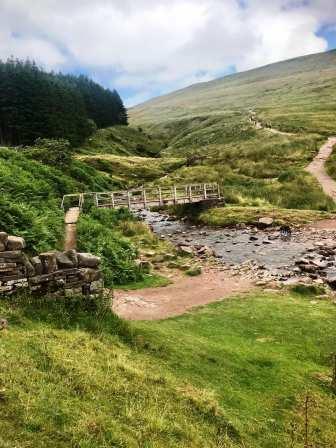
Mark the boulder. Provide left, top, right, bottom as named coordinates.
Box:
left=258, top=217, right=274, bottom=228
left=39, top=252, right=57, bottom=273
left=56, top=252, right=74, bottom=269
left=22, top=254, right=35, bottom=277
left=0, top=242, right=5, bottom=252
left=326, top=274, right=336, bottom=289
left=78, top=253, right=101, bottom=268
left=79, top=268, right=102, bottom=282
left=30, top=256, right=43, bottom=275
left=65, top=250, right=78, bottom=267
left=135, top=260, right=152, bottom=274
left=6, top=236, right=25, bottom=251
left=0, top=232, right=8, bottom=245
left=178, top=245, right=194, bottom=256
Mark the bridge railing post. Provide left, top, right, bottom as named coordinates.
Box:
left=110, top=193, right=115, bottom=208
left=203, top=184, right=207, bottom=200
left=188, top=185, right=192, bottom=202
left=158, top=187, right=162, bottom=206
left=143, top=189, right=147, bottom=209
left=127, top=191, right=132, bottom=209
left=94, top=193, right=99, bottom=207
left=173, top=185, right=177, bottom=204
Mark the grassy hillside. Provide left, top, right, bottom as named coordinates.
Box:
left=130, top=50, right=336, bottom=135
left=129, top=50, right=336, bottom=213
left=1, top=289, right=335, bottom=447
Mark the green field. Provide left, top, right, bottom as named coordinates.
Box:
left=1, top=289, right=335, bottom=447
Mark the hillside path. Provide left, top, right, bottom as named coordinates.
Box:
left=306, top=137, right=336, bottom=201
left=113, top=267, right=253, bottom=320
left=64, top=207, right=80, bottom=251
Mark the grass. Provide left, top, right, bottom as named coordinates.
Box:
left=81, top=124, right=165, bottom=157
left=116, top=273, right=171, bottom=290
left=135, top=291, right=336, bottom=448
left=198, top=206, right=334, bottom=227
left=1, top=289, right=335, bottom=447
left=76, top=153, right=184, bottom=188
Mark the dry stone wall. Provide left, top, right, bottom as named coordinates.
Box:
left=0, top=232, right=102, bottom=296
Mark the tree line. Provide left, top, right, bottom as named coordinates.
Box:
left=0, top=58, right=128, bottom=147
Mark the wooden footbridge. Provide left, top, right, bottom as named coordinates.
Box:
left=61, top=183, right=221, bottom=212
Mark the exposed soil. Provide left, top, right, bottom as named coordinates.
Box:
left=306, top=137, right=336, bottom=201
left=113, top=267, right=253, bottom=320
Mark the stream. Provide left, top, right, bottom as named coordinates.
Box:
left=137, top=210, right=320, bottom=279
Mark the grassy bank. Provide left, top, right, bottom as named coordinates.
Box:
left=1, top=289, right=335, bottom=447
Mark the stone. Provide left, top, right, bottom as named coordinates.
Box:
left=39, top=252, right=57, bottom=273
left=258, top=217, right=274, bottom=228
left=0, top=243, right=5, bottom=252
left=30, top=256, right=43, bottom=275
left=249, top=235, right=258, bottom=241
left=326, top=274, right=336, bottom=289
left=22, top=254, right=35, bottom=276
left=0, top=318, right=8, bottom=330
left=135, top=260, right=152, bottom=274
left=6, top=236, right=25, bottom=251
left=0, top=232, right=8, bottom=244
left=56, top=252, right=74, bottom=269
left=77, top=253, right=101, bottom=268
left=65, top=250, right=78, bottom=267
left=79, top=268, right=102, bottom=283
left=178, top=245, right=194, bottom=256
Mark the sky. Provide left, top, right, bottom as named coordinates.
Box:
left=0, top=0, right=335, bottom=106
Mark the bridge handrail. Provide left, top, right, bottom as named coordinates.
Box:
left=61, top=183, right=220, bottom=210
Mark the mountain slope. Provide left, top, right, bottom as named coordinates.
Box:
left=128, top=50, right=336, bottom=213
left=130, top=49, right=336, bottom=134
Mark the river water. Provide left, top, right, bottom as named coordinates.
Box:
left=136, top=210, right=318, bottom=277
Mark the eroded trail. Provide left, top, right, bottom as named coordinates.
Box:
left=306, top=137, right=336, bottom=202
left=113, top=267, right=253, bottom=320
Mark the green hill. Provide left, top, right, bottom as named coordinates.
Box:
left=129, top=50, right=336, bottom=214
left=130, top=49, right=336, bottom=134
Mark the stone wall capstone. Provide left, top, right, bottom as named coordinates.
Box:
left=0, top=232, right=102, bottom=296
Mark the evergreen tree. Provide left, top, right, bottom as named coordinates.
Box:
left=0, top=58, right=128, bottom=147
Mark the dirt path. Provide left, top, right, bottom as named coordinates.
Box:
left=64, top=207, right=80, bottom=251
left=113, top=267, right=253, bottom=320
left=306, top=137, right=336, bottom=202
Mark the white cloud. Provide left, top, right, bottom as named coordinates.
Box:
left=0, top=0, right=335, bottom=104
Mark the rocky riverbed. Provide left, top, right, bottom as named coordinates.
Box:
left=137, top=210, right=336, bottom=288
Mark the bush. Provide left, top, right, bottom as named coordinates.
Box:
left=77, top=208, right=143, bottom=286
left=30, top=138, right=73, bottom=169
